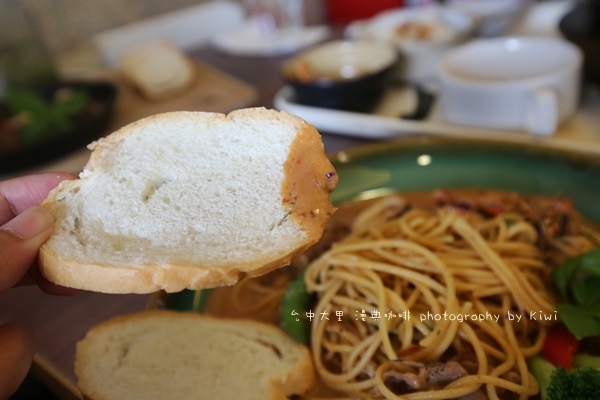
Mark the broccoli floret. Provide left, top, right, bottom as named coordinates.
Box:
left=547, top=366, right=600, bottom=400
left=529, top=355, right=600, bottom=400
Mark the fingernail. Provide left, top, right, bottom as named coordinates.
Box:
left=1, top=206, right=54, bottom=240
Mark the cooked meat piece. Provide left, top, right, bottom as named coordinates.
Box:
left=434, top=189, right=475, bottom=211
left=383, top=360, right=468, bottom=394
left=433, top=189, right=577, bottom=243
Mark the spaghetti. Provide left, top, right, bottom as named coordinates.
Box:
left=304, top=194, right=598, bottom=399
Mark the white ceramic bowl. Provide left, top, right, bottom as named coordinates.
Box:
left=346, top=5, right=475, bottom=82
left=436, top=36, right=582, bottom=136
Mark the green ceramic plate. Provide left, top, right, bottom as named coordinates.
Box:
left=330, top=137, right=600, bottom=223
left=158, top=136, right=600, bottom=312
left=154, top=137, right=600, bottom=399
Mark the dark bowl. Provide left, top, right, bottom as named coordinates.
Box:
left=282, top=40, right=398, bottom=113
left=0, top=80, right=118, bottom=174
left=559, top=0, right=600, bottom=85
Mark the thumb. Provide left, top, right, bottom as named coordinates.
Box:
left=0, top=206, right=54, bottom=292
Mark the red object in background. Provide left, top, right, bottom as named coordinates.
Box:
left=327, top=0, right=404, bottom=23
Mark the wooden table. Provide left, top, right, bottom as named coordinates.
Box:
left=0, top=43, right=372, bottom=400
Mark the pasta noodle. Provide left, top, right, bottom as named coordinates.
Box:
left=211, top=190, right=600, bottom=399
left=304, top=194, right=598, bottom=399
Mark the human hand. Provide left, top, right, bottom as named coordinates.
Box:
left=0, top=172, right=78, bottom=398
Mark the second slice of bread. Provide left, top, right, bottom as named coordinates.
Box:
left=39, top=108, right=337, bottom=293
left=75, top=311, right=316, bottom=400
left=120, top=41, right=195, bottom=100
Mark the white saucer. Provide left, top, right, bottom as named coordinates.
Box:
left=211, top=20, right=330, bottom=56
left=273, top=85, right=600, bottom=156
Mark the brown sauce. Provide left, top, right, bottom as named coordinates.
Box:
left=281, top=121, right=338, bottom=243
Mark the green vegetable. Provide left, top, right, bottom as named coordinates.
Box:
left=160, top=289, right=211, bottom=313
left=548, top=366, right=600, bottom=400
left=552, top=249, right=600, bottom=340
left=5, top=87, right=89, bottom=144
left=529, top=355, right=600, bottom=400
left=528, top=356, right=555, bottom=400
left=572, top=353, right=600, bottom=369
left=279, top=269, right=311, bottom=343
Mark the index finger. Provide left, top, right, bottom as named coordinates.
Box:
left=0, top=172, right=77, bottom=225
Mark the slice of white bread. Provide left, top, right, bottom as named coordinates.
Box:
left=39, top=108, right=338, bottom=293
left=120, top=40, right=195, bottom=100
left=75, top=310, right=316, bottom=400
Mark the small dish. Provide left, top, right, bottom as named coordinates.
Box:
left=282, top=39, right=398, bottom=112
left=346, top=5, right=475, bottom=82
left=0, top=80, right=118, bottom=174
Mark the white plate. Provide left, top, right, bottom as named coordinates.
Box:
left=275, top=84, right=517, bottom=139
left=211, top=21, right=330, bottom=56
left=273, top=84, right=600, bottom=156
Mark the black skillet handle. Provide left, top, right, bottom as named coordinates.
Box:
left=400, top=83, right=436, bottom=121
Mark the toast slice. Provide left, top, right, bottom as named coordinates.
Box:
left=39, top=108, right=337, bottom=293
left=75, top=311, right=316, bottom=400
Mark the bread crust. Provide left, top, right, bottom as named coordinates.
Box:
left=75, top=311, right=316, bottom=400
left=39, top=108, right=337, bottom=293
left=39, top=238, right=314, bottom=293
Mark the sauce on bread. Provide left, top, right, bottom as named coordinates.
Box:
left=282, top=121, right=338, bottom=242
